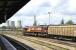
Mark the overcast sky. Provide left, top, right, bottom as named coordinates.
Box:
left=1, top=0, right=76, bottom=27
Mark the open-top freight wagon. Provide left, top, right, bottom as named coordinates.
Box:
left=23, top=25, right=76, bottom=41
left=48, top=25, right=76, bottom=41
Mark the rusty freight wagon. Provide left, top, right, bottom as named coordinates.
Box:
left=48, top=25, right=76, bottom=41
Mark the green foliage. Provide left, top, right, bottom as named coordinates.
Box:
left=66, top=20, right=73, bottom=25
left=1, top=26, right=6, bottom=29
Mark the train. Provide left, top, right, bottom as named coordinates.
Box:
left=23, top=25, right=76, bottom=41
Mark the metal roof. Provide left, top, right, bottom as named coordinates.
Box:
left=0, top=0, right=30, bottom=24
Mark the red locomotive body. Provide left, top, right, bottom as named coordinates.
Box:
left=23, top=26, right=48, bottom=36
left=27, top=26, right=47, bottom=33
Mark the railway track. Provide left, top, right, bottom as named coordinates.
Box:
left=50, top=40, right=76, bottom=47
left=21, top=36, right=67, bottom=50
left=11, top=33, right=76, bottom=47
left=14, top=34, right=76, bottom=50
left=32, top=37, right=76, bottom=47
left=2, top=32, right=76, bottom=50
left=30, top=36, right=76, bottom=47
left=3, top=34, right=69, bottom=50
left=7, top=34, right=72, bottom=50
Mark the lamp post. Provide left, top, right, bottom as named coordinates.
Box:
left=48, top=12, right=51, bottom=25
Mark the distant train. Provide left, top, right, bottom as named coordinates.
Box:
left=23, top=25, right=76, bottom=41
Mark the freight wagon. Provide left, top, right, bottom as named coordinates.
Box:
left=48, top=25, right=76, bottom=41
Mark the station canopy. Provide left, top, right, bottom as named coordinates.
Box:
left=0, top=0, right=30, bottom=24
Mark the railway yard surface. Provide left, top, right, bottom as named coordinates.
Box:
left=0, top=31, right=76, bottom=50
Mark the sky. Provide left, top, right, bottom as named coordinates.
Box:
left=1, top=0, right=76, bottom=27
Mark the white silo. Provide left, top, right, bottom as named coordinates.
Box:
left=10, top=21, right=15, bottom=28
left=16, top=20, right=22, bottom=28
left=6, top=20, right=10, bottom=27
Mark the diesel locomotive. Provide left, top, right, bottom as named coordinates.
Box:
left=23, top=26, right=48, bottom=37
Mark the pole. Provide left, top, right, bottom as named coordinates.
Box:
left=48, top=12, right=51, bottom=25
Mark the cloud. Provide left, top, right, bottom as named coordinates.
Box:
left=55, top=0, right=76, bottom=16
left=14, top=0, right=76, bottom=17
left=8, top=0, right=76, bottom=27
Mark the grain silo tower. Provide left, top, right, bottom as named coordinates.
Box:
left=17, top=20, right=22, bottom=28
left=6, top=20, right=10, bottom=28
left=10, top=21, right=15, bottom=28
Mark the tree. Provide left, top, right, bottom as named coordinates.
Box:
left=61, top=19, right=64, bottom=24
left=66, top=20, right=73, bottom=25
left=2, top=26, right=6, bottom=29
